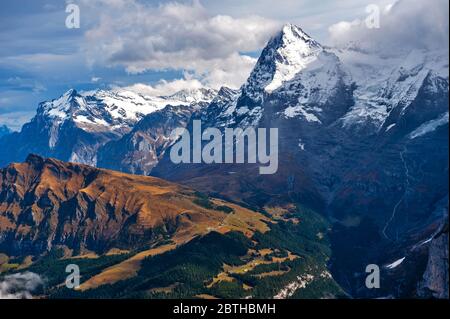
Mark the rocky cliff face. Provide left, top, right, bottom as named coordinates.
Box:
left=417, top=219, right=449, bottom=298
left=97, top=104, right=202, bottom=175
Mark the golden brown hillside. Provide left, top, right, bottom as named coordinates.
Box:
left=0, top=154, right=270, bottom=257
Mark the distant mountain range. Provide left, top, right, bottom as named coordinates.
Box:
left=0, top=87, right=216, bottom=170
left=0, top=24, right=448, bottom=299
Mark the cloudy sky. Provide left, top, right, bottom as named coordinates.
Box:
left=0, top=0, right=448, bottom=130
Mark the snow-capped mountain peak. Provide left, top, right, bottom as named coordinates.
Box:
left=241, top=24, right=324, bottom=103
left=265, top=24, right=322, bottom=92
left=38, top=87, right=217, bottom=132
left=40, top=89, right=86, bottom=123
left=228, top=24, right=352, bottom=127
left=277, top=23, right=321, bottom=56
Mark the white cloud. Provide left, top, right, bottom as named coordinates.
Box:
left=328, top=20, right=361, bottom=39
left=0, top=272, right=43, bottom=299
left=6, top=77, right=46, bottom=93
left=81, top=0, right=280, bottom=89
left=123, top=77, right=204, bottom=96
left=0, top=111, right=35, bottom=132
left=328, top=0, right=449, bottom=54
left=118, top=53, right=257, bottom=95
left=203, top=0, right=395, bottom=41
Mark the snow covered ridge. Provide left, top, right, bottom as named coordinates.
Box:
left=39, top=87, right=217, bottom=131
left=338, top=48, right=449, bottom=130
